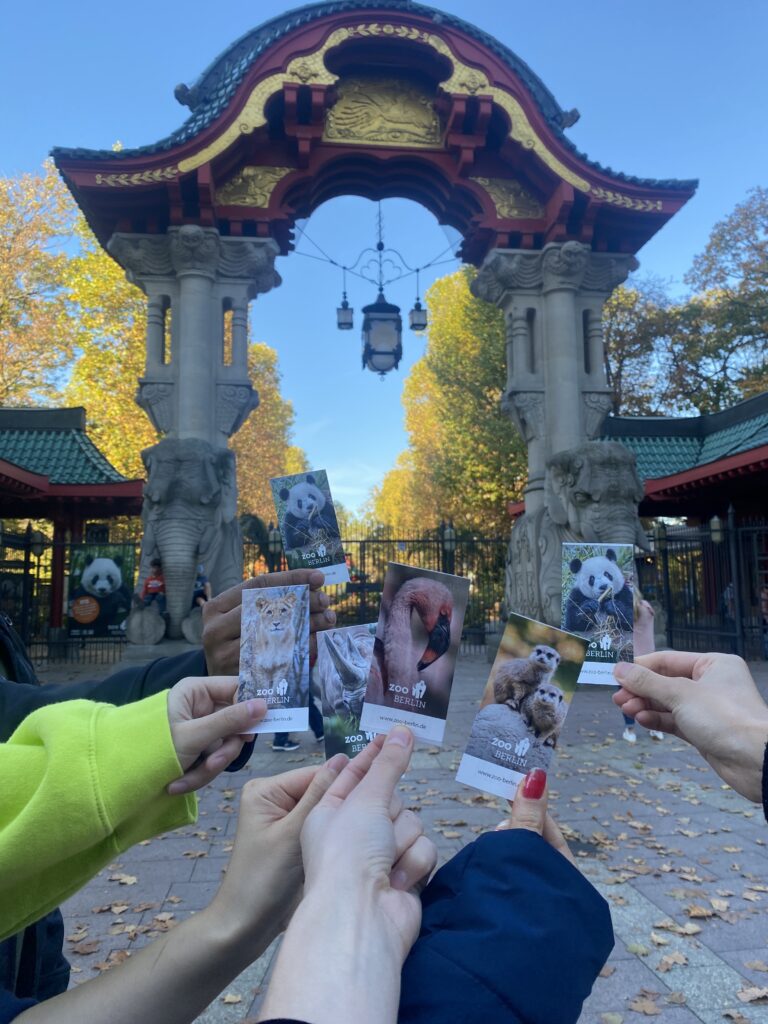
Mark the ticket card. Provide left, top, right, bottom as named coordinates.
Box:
left=315, top=623, right=379, bottom=759
left=456, top=612, right=587, bottom=800
left=359, top=562, right=470, bottom=745
left=561, top=543, right=635, bottom=684
left=237, top=584, right=310, bottom=733
left=270, top=469, right=349, bottom=585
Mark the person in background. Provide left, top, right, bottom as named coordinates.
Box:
left=621, top=588, right=664, bottom=743
left=141, top=558, right=166, bottom=615
left=760, top=583, right=768, bottom=660
left=191, top=564, right=212, bottom=609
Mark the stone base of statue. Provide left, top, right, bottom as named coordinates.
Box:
left=119, top=637, right=201, bottom=667
left=126, top=605, right=167, bottom=646
left=181, top=607, right=204, bottom=645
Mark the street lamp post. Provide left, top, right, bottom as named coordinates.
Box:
left=266, top=522, right=283, bottom=574
left=654, top=521, right=673, bottom=649
left=441, top=519, right=457, bottom=575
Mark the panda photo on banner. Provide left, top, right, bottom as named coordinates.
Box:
left=270, top=469, right=350, bottom=585
left=67, top=546, right=135, bottom=638
left=561, top=543, right=634, bottom=685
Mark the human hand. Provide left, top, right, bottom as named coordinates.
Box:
left=202, top=569, right=335, bottom=675
left=259, top=729, right=437, bottom=1024
left=496, top=769, right=575, bottom=865
left=166, top=676, right=266, bottom=794
left=613, top=652, right=768, bottom=802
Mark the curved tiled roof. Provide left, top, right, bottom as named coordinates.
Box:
left=51, top=0, right=696, bottom=192
left=0, top=408, right=128, bottom=486
left=603, top=393, right=768, bottom=482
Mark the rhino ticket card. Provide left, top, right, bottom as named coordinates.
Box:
left=237, top=584, right=310, bottom=733
left=316, top=623, right=379, bottom=759
left=456, top=613, right=587, bottom=801
left=359, top=562, right=470, bottom=745
left=270, top=469, right=349, bottom=585
left=561, top=543, right=635, bottom=685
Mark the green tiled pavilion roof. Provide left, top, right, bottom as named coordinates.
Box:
left=0, top=408, right=128, bottom=486
left=603, top=393, right=768, bottom=482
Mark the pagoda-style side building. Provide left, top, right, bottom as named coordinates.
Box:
left=0, top=408, right=142, bottom=630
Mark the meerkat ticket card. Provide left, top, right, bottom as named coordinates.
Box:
left=456, top=613, right=587, bottom=800
left=237, top=584, right=310, bottom=733
left=316, top=623, right=379, bottom=759
left=561, top=542, right=635, bottom=684
left=359, top=562, right=470, bottom=745
left=270, top=469, right=350, bottom=585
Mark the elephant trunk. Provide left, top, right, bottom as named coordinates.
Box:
left=151, top=518, right=203, bottom=638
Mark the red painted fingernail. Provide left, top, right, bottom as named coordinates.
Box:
left=522, top=768, right=547, bottom=800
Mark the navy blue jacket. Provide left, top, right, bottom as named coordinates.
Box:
left=399, top=829, right=614, bottom=1023
left=0, top=614, right=251, bottom=1022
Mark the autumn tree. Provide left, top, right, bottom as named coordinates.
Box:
left=0, top=162, right=75, bottom=404
left=603, top=280, right=670, bottom=415
left=372, top=268, right=526, bottom=535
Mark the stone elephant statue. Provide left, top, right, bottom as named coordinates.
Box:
left=506, top=441, right=648, bottom=626
left=127, top=437, right=242, bottom=644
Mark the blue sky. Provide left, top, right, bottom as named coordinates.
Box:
left=2, top=1, right=767, bottom=512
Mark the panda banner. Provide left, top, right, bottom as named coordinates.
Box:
left=67, top=546, right=135, bottom=639
left=456, top=613, right=587, bottom=801
left=561, top=543, right=635, bottom=684
left=270, top=469, right=350, bottom=585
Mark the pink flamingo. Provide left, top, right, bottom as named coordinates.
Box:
left=376, top=577, right=454, bottom=689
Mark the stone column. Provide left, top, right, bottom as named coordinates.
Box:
left=107, top=227, right=280, bottom=642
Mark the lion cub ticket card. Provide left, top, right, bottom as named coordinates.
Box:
left=270, top=469, right=349, bottom=585
left=316, top=623, right=379, bottom=759
left=561, top=542, right=634, bottom=685
left=456, top=613, right=587, bottom=801
left=237, top=584, right=310, bottom=733
left=359, top=563, right=470, bottom=745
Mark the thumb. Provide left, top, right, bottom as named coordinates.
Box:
left=613, top=661, right=685, bottom=707
left=498, top=768, right=548, bottom=835
left=177, top=699, right=266, bottom=763
left=351, top=726, right=414, bottom=809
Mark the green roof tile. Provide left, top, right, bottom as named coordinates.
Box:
left=0, top=424, right=127, bottom=486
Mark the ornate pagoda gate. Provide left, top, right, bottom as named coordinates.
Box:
left=54, top=0, right=695, bottom=637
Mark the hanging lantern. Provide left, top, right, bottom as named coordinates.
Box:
left=409, top=269, right=428, bottom=331
left=361, top=290, right=402, bottom=377
left=337, top=294, right=354, bottom=330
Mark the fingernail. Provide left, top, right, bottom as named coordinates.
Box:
left=326, top=753, right=347, bottom=774
left=522, top=768, right=547, bottom=800
left=324, top=609, right=336, bottom=623
left=385, top=725, right=412, bottom=748
left=614, top=662, right=630, bottom=680
left=495, top=818, right=512, bottom=831
left=310, top=571, right=325, bottom=586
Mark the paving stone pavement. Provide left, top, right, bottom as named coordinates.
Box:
left=54, top=653, right=768, bottom=1023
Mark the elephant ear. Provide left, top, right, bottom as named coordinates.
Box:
left=216, top=449, right=238, bottom=523
left=545, top=451, right=575, bottom=527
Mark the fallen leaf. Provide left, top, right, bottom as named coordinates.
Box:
left=93, top=950, right=131, bottom=973
left=222, top=993, right=242, bottom=1004
left=166, top=895, right=183, bottom=904
left=736, top=986, right=768, bottom=1003
left=110, top=904, right=129, bottom=915
left=658, top=951, right=688, bottom=973
left=650, top=931, right=669, bottom=946
left=108, top=873, right=137, bottom=886
left=600, top=1015, right=623, bottom=1024
left=711, top=898, right=730, bottom=913
left=745, top=960, right=768, bottom=973
left=666, top=992, right=686, bottom=1004
left=599, top=965, right=616, bottom=978
left=131, top=902, right=157, bottom=913
left=442, top=831, right=462, bottom=839
left=686, top=904, right=713, bottom=918
left=628, top=997, right=661, bottom=1015
left=183, top=850, right=207, bottom=859
left=723, top=1010, right=750, bottom=1023
left=71, top=940, right=100, bottom=955
left=626, top=943, right=650, bottom=956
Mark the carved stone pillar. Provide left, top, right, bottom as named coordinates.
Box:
left=472, top=242, right=640, bottom=622
left=107, top=227, right=280, bottom=640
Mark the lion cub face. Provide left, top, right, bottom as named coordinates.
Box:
left=255, top=592, right=296, bottom=634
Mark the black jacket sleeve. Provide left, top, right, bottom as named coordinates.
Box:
left=0, top=649, right=206, bottom=741
left=399, top=829, right=614, bottom=1024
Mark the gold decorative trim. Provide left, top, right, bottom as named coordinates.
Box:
left=590, top=187, right=662, bottom=212
left=323, top=76, right=442, bottom=148
left=93, top=166, right=178, bottom=187
left=470, top=176, right=544, bottom=219
left=216, top=166, right=293, bottom=206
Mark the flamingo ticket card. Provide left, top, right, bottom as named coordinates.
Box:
left=237, top=584, right=310, bottom=733
left=270, top=469, right=350, bottom=585
left=561, top=543, right=634, bottom=685
left=316, top=623, right=379, bottom=759
left=456, top=613, right=587, bottom=800
left=359, top=563, right=470, bottom=745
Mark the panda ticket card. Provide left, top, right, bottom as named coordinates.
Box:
left=456, top=613, right=587, bottom=801
left=316, top=623, right=380, bottom=759
left=270, top=469, right=350, bottom=586
left=359, top=563, right=470, bottom=745
left=236, top=584, right=310, bottom=733
left=561, top=543, right=635, bottom=685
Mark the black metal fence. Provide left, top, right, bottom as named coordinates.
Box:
left=636, top=514, right=768, bottom=659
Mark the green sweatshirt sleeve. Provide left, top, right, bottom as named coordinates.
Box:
left=0, top=690, right=196, bottom=941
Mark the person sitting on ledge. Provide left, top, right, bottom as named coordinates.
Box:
left=141, top=558, right=166, bottom=615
